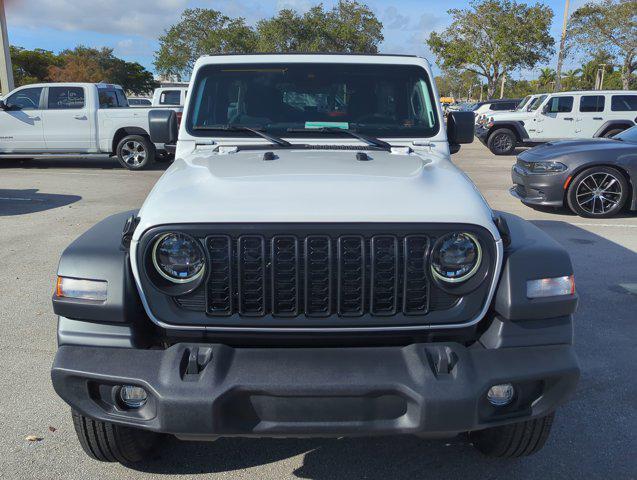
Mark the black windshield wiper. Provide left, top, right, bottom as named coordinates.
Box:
left=192, top=124, right=292, bottom=147
left=287, top=127, right=392, bottom=151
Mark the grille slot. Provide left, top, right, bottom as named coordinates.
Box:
left=271, top=235, right=299, bottom=317
left=403, top=236, right=430, bottom=315
left=370, top=236, right=399, bottom=315
left=337, top=236, right=365, bottom=316
left=304, top=236, right=332, bottom=317
left=237, top=235, right=266, bottom=316
left=206, top=235, right=233, bottom=316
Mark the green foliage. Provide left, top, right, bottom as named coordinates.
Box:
left=256, top=1, right=383, bottom=53
left=427, top=0, right=555, bottom=98
left=10, top=46, right=61, bottom=86
left=435, top=68, right=481, bottom=98
left=538, top=67, right=556, bottom=89
left=154, top=8, right=258, bottom=80
left=568, top=0, right=637, bottom=89
left=154, top=2, right=383, bottom=80
left=10, top=45, right=157, bottom=94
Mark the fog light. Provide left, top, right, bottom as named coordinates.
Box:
left=119, top=385, right=147, bottom=408
left=487, top=383, right=515, bottom=406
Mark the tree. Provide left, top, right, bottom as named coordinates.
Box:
left=256, top=1, right=383, bottom=54
left=435, top=68, right=480, bottom=99
left=427, top=0, right=555, bottom=98
left=47, top=46, right=157, bottom=94
left=538, top=67, right=556, bottom=89
left=560, top=68, right=582, bottom=90
left=10, top=46, right=61, bottom=86
left=579, top=51, right=615, bottom=89
left=154, top=8, right=257, bottom=81
left=568, top=0, right=637, bottom=90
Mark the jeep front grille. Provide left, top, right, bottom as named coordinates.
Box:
left=138, top=224, right=496, bottom=330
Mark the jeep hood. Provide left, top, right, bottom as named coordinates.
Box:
left=490, top=111, right=532, bottom=121
left=134, top=149, right=499, bottom=240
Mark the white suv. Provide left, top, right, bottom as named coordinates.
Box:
left=476, top=90, right=637, bottom=155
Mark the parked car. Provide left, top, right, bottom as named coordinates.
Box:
left=477, top=90, right=637, bottom=155
left=51, top=54, right=579, bottom=466
left=511, top=125, right=637, bottom=218
left=151, top=86, right=187, bottom=106
left=471, top=98, right=521, bottom=124
left=0, top=83, right=182, bottom=169
left=127, top=97, right=152, bottom=107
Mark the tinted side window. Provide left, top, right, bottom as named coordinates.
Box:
left=48, top=87, right=85, bottom=109
left=99, top=90, right=119, bottom=108
left=6, top=87, right=43, bottom=110
left=579, top=95, right=605, bottom=113
left=115, top=90, right=128, bottom=107
left=160, top=90, right=181, bottom=105
left=546, top=96, right=573, bottom=113
left=611, top=95, right=637, bottom=112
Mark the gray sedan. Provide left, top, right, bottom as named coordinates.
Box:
left=510, top=126, right=637, bottom=218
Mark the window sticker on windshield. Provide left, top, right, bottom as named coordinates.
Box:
left=304, top=121, right=349, bottom=129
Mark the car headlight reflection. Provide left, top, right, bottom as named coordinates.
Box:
left=431, top=232, right=482, bottom=283
left=152, top=232, right=205, bottom=283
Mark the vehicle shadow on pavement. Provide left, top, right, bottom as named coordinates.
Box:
left=130, top=220, right=636, bottom=479
left=0, top=189, right=81, bottom=216
left=0, top=157, right=170, bottom=171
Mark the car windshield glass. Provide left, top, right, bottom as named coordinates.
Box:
left=187, top=63, right=440, bottom=139
left=527, top=95, right=547, bottom=111
left=517, top=96, right=531, bottom=110
left=613, top=125, right=637, bottom=143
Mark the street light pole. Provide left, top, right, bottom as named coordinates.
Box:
left=0, top=0, right=13, bottom=95
left=554, top=0, right=570, bottom=92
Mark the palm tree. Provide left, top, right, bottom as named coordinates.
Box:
left=561, top=69, right=582, bottom=91
left=538, top=67, right=556, bottom=89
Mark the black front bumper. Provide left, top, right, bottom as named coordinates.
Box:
left=510, top=164, right=569, bottom=207
left=52, top=342, right=579, bottom=439
left=475, top=125, right=490, bottom=145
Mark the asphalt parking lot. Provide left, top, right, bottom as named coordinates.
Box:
left=0, top=143, right=635, bottom=479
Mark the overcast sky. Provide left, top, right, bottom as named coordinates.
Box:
left=5, top=0, right=587, bottom=79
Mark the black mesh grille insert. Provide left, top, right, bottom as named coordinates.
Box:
left=237, top=236, right=266, bottom=316
left=173, top=232, right=468, bottom=319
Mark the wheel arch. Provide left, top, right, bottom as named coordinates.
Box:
left=487, top=121, right=528, bottom=143
left=112, top=127, right=151, bottom=154
left=563, top=162, right=635, bottom=210
left=592, top=120, right=635, bottom=138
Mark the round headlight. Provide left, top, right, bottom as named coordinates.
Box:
left=152, top=233, right=205, bottom=283
left=431, top=232, right=482, bottom=283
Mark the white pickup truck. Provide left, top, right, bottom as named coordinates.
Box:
left=0, top=82, right=182, bottom=169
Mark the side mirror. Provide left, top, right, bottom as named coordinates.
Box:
left=447, top=111, right=474, bottom=153
left=149, top=109, right=178, bottom=145
left=0, top=100, right=7, bottom=110
left=541, top=103, right=550, bottom=114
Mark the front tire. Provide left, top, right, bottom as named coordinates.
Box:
left=116, top=135, right=155, bottom=170
left=487, top=128, right=517, bottom=155
left=72, top=410, right=160, bottom=464
left=567, top=166, right=628, bottom=218
left=470, top=413, right=555, bottom=458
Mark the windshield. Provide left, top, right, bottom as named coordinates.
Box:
left=187, top=63, right=440, bottom=138
left=613, top=125, right=637, bottom=143
left=517, top=96, right=531, bottom=110
left=527, top=95, right=547, bottom=111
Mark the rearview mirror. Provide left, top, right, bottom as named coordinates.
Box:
left=149, top=109, right=178, bottom=145
left=446, top=111, right=474, bottom=154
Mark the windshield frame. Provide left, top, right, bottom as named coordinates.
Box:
left=184, top=61, right=441, bottom=141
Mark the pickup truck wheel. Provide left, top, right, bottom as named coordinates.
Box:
left=566, top=166, right=628, bottom=218
left=116, top=135, right=155, bottom=170
left=470, top=413, right=555, bottom=458
left=72, top=410, right=159, bottom=464
left=487, top=128, right=516, bottom=155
